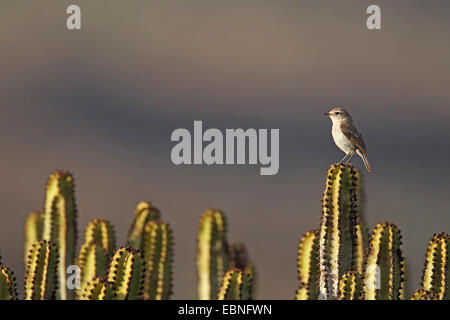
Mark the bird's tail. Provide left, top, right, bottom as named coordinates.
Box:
left=360, top=152, right=371, bottom=173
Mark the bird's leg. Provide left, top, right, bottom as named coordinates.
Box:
left=345, top=152, right=355, bottom=164
left=339, top=153, right=349, bottom=164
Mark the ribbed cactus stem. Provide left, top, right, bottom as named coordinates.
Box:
left=337, top=271, right=363, bottom=300
left=363, top=221, right=405, bottom=300
left=0, top=265, right=18, bottom=300
left=142, top=220, right=174, bottom=300
left=197, top=209, right=229, bottom=300
left=421, top=232, right=449, bottom=300
left=127, top=201, right=161, bottom=250
left=24, top=211, right=44, bottom=265
left=107, top=247, right=144, bottom=300
left=76, top=243, right=108, bottom=298
left=84, top=219, right=116, bottom=258
left=296, top=230, right=319, bottom=300
left=24, top=240, right=59, bottom=300
left=42, top=170, right=77, bottom=300
left=80, top=278, right=116, bottom=300
left=318, top=164, right=365, bottom=299
left=217, top=269, right=243, bottom=300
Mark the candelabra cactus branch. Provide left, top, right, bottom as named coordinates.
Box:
left=24, top=240, right=58, bottom=300
left=296, top=230, right=319, bottom=300
left=337, top=271, right=362, bottom=300
left=318, top=164, right=366, bottom=299
left=228, top=242, right=254, bottom=300
left=80, top=277, right=116, bottom=300
left=24, top=211, right=44, bottom=265
left=142, top=220, right=174, bottom=300
left=107, top=247, right=145, bottom=300
left=421, top=232, right=449, bottom=300
left=197, top=209, right=229, bottom=300
left=410, top=288, right=435, bottom=300
left=84, top=219, right=116, bottom=258
left=76, top=243, right=108, bottom=299
left=42, top=170, right=78, bottom=300
left=217, top=268, right=253, bottom=300
left=363, top=221, right=405, bottom=300
left=127, top=201, right=161, bottom=250
left=0, top=265, right=18, bottom=300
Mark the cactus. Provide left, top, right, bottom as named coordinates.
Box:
left=0, top=265, right=18, bottom=300
left=217, top=268, right=253, bottom=300
left=420, top=232, right=449, bottom=300
left=127, top=201, right=161, bottom=250
left=42, top=170, right=77, bottom=300
left=76, top=243, right=108, bottom=298
left=296, top=230, right=320, bottom=300
left=24, top=211, right=44, bottom=264
left=107, top=247, right=145, bottom=300
left=363, top=221, right=405, bottom=300
left=83, top=219, right=116, bottom=258
left=410, top=288, right=435, bottom=300
left=79, top=277, right=116, bottom=300
left=318, top=164, right=366, bottom=299
left=337, top=271, right=363, bottom=300
left=197, top=209, right=229, bottom=300
left=24, top=240, right=59, bottom=300
left=141, top=220, right=174, bottom=300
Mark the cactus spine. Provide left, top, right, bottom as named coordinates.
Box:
left=296, top=230, right=319, bottom=300
left=363, top=221, right=405, bottom=300
left=24, top=212, right=44, bottom=264
left=107, top=247, right=144, bottom=300
left=197, top=209, right=229, bottom=300
left=127, top=201, right=161, bottom=250
left=80, top=278, right=116, bottom=300
left=42, top=170, right=77, bottom=299
left=24, top=240, right=58, bottom=300
left=142, top=220, right=174, bottom=300
left=318, top=164, right=365, bottom=299
left=0, top=265, right=18, bottom=300
left=337, top=271, right=362, bottom=300
left=217, top=268, right=253, bottom=300
left=421, top=232, right=449, bottom=300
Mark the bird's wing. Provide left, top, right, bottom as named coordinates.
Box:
left=340, top=121, right=367, bottom=154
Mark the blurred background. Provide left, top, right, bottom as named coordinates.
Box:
left=0, top=0, right=449, bottom=299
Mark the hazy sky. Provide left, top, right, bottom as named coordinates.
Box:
left=0, top=1, right=449, bottom=299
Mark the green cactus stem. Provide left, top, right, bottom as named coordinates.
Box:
left=0, top=265, right=18, bottom=300
left=337, top=271, right=363, bottom=300
left=363, top=221, right=406, bottom=300
left=42, top=170, right=77, bottom=300
left=80, top=277, right=116, bottom=300
left=216, top=269, right=244, bottom=300
left=107, top=247, right=144, bottom=300
left=76, top=243, right=108, bottom=299
left=296, top=230, right=319, bottom=300
left=127, top=201, right=161, bottom=250
left=24, top=240, right=58, bottom=300
left=197, top=209, right=229, bottom=300
left=142, top=220, right=174, bottom=300
left=421, top=232, right=449, bottom=300
left=318, top=164, right=365, bottom=299
left=24, top=211, right=44, bottom=265
left=83, top=219, right=116, bottom=258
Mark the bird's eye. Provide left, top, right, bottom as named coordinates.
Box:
left=334, top=112, right=339, bottom=115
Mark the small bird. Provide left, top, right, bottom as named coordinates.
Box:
left=324, top=107, right=371, bottom=172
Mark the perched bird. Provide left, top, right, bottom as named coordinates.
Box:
left=324, top=107, right=371, bottom=172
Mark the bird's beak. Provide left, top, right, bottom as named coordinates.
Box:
left=323, top=112, right=330, bottom=116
